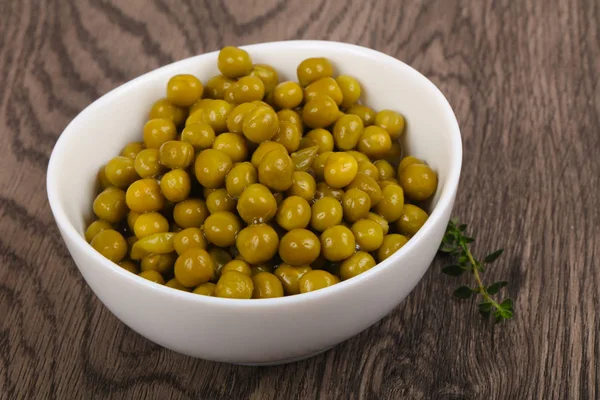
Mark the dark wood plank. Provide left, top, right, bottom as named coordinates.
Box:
left=0, top=0, right=598, bottom=399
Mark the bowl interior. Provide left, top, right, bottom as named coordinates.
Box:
left=49, top=41, right=460, bottom=240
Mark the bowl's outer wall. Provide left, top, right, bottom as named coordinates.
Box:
left=48, top=41, right=461, bottom=364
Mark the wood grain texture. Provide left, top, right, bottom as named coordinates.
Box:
left=0, top=0, right=598, bottom=398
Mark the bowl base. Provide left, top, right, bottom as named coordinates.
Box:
left=235, top=345, right=335, bottom=366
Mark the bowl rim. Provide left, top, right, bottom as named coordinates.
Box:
left=47, top=40, right=462, bottom=308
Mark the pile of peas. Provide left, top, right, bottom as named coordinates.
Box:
left=87, top=46, right=438, bottom=299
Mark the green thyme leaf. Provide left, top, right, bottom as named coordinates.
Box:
left=442, top=265, right=465, bottom=276
left=487, top=281, right=508, bottom=295
left=484, top=249, right=504, bottom=263
left=453, top=286, right=475, bottom=299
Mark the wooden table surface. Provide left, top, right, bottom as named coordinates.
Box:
left=1, top=0, right=598, bottom=398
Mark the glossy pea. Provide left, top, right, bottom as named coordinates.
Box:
left=205, top=75, right=236, bottom=99
left=398, top=163, right=438, bottom=201
left=258, top=148, right=294, bottom=192
left=139, top=270, right=165, bottom=284
left=160, top=169, right=191, bottom=203
left=351, top=219, right=384, bottom=252
left=97, top=165, right=112, bottom=189
left=143, top=118, right=177, bottom=149
left=174, top=248, right=215, bottom=287
left=298, top=270, right=338, bottom=293
left=221, top=260, right=252, bottom=277
left=250, top=64, right=279, bottom=94
left=311, top=151, right=333, bottom=181
left=333, top=114, right=363, bottom=150
left=358, top=125, right=392, bottom=159
left=212, top=133, right=248, bottom=163
left=300, top=128, right=335, bottom=154
left=311, top=197, right=343, bottom=232
left=314, top=182, right=344, bottom=201
left=277, top=109, right=303, bottom=133
left=375, top=184, right=405, bottom=222
left=251, top=142, right=287, bottom=168
left=173, top=198, right=209, bottom=228
left=347, top=104, right=376, bottom=126
left=396, top=204, right=428, bottom=236
left=377, top=234, right=409, bottom=262
left=193, top=282, right=216, bottom=296
left=173, top=227, right=207, bottom=256
left=276, top=196, right=311, bottom=231
left=279, top=229, right=321, bottom=266
left=297, top=57, right=334, bottom=87
left=367, top=212, right=389, bottom=235
left=104, top=156, right=138, bottom=189
left=274, top=264, right=312, bottom=295
left=140, top=253, right=177, bottom=274
left=215, top=271, right=254, bottom=299
left=227, top=103, right=257, bottom=133
left=226, top=162, right=258, bottom=198
left=304, top=77, right=343, bottom=106
left=375, top=110, right=405, bottom=139
left=167, top=74, right=203, bottom=107
left=93, top=187, right=128, bottom=223
left=320, top=225, right=355, bottom=262
left=206, top=189, right=236, bottom=214
left=218, top=46, right=253, bottom=78
left=231, top=75, right=265, bottom=104
left=194, top=149, right=233, bottom=189
left=125, top=178, right=165, bottom=213
left=236, top=224, right=279, bottom=265
left=336, top=75, right=362, bottom=108
left=287, top=171, right=316, bottom=202
left=199, top=100, right=234, bottom=133
left=252, top=272, right=284, bottom=299
left=85, top=220, right=113, bottom=243
left=149, top=98, right=186, bottom=126
left=374, top=159, right=396, bottom=181
left=340, top=251, right=376, bottom=280
left=272, top=81, right=303, bottom=109
left=134, top=149, right=165, bottom=178
left=165, top=278, right=190, bottom=291
left=130, top=232, right=176, bottom=260
left=346, top=173, right=382, bottom=206
left=120, top=142, right=144, bottom=159
left=273, top=121, right=301, bottom=153
left=237, top=183, right=277, bottom=224
left=203, top=211, right=242, bottom=247
left=91, top=229, right=127, bottom=263
left=342, top=188, right=371, bottom=223
left=324, top=152, right=358, bottom=189
left=242, top=106, right=279, bottom=143
left=357, top=161, right=379, bottom=179
left=133, top=212, right=169, bottom=239
left=302, top=95, right=340, bottom=129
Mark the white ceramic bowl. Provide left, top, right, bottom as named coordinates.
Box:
left=47, top=41, right=462, bottom=365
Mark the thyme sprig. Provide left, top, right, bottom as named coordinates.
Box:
left=439, top=220, right=513, bottom=322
